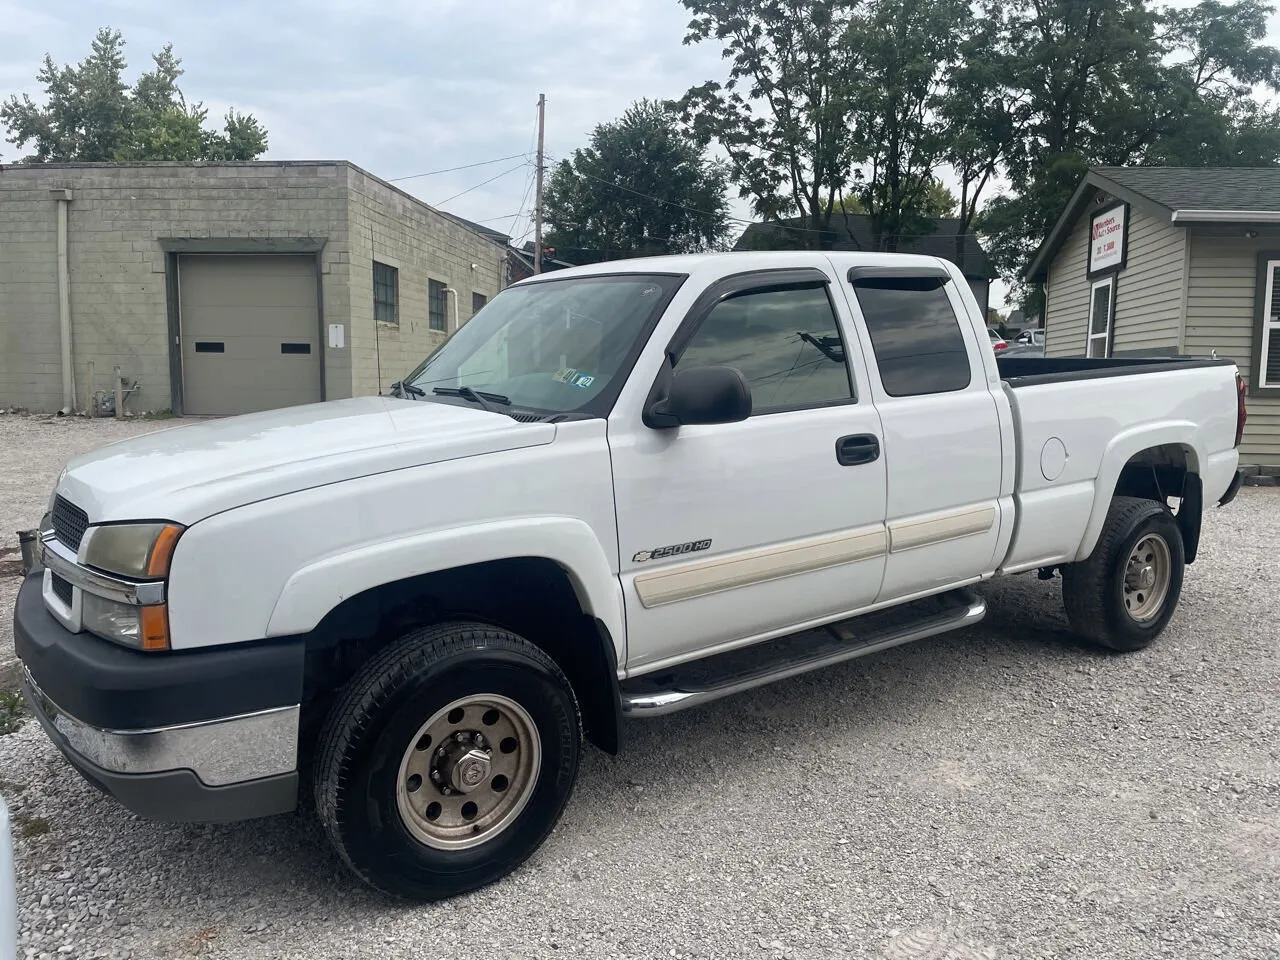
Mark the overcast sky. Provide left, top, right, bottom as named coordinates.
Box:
left=2, top=0, right=1278, bottom=311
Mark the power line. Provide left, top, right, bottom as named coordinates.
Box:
left=389, top=153, right=530, bottom=183
left=434, top=161, right=530, bottom=207
left=511, top=103, right=542, bottom=242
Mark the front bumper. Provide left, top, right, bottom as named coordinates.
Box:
left=14, top=573, right=305, bottom=823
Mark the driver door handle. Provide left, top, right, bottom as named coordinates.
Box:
left=835, top=433, right=880, bottom=466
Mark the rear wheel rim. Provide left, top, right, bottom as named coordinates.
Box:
left=395, top=693, right=541, bottom=851
left=1122, top=533, right=1172, bottom=623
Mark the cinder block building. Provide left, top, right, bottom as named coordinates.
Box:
left=0, top=161, right=508, bottom=416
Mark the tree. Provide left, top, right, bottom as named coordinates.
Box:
left=2, top=27, right=267, bottom=163
left=543, top=99, right=731, bottom=262
left=842, top=0, right=969, bottom=251
left=938, top=2, right=1029, bottom=269
left=1148, top=0, right=1280, bottom=164
left=831, top=178, right=955, bottom=217
left=677, top=0, right=969, bottom=252
left=674, top=0, right=864, bottom=245
left=978, top=0, right=1280, bottom=298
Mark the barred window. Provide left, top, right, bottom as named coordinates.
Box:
left=373, top=262, right=398, bottom=325
left=429, top=279, right=448, bottom=332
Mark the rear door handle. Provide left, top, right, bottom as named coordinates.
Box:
left=835, top=433, right=880, bottom=466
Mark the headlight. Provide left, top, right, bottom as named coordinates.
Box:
left=82, top=523, right=184, bottom=579
left=81, top=593, right=171, bottom=651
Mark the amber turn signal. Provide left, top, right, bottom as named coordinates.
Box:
left=140, top=604, right=171, bottom=651
left=145, top=524, right=185, bottom=579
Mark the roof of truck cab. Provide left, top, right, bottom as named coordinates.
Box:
left=510, top=250, right=954, bottom=283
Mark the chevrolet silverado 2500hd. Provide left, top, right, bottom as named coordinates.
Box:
left=15, top=252, right=1247, bottom=899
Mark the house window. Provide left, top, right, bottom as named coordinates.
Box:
left=373, top=262, right=398, bottom=325
left=429, top=279, right=448, bottom=332
left=472, top=292, right=487, bottom=317
left=1258, top=259, right=1280, bottom=391
left=1087, top=277, right=1114, bottom=359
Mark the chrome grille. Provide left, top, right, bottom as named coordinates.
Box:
left=51, top=496, right=89, bottom=550
left=51, top=573, right=74, bottom=607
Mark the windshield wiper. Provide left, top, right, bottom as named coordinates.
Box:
left=390, top=380, right=425, bottom=398
left=432, top=386, right=511, bottom=413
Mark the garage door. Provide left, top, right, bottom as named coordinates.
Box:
left=178, top=255, right=321, bottom=416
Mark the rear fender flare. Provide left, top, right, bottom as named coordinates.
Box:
left=1074, top=422, right=1202, bottom=563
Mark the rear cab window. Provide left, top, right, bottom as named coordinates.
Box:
left=846, top=268, right=974, bottom=397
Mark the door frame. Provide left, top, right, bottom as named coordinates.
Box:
left=160, top=238, right=328, bottom=416
left=608, top=262, right=889, bottom=672
left=1086, top=275, right=1116, bottom=359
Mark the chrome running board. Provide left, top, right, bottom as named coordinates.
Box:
left=620, top=589, right=986, bottom=717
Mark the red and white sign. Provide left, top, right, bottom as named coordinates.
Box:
left=1089, top=204, right=1127, bottom=274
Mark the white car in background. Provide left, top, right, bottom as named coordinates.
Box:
left=987, top=327, right=1008, bottom=351
left=1007, top=328, right=1046, bottom=357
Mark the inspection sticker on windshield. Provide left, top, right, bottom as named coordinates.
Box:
left=571, top=373, right=595, bottom=388
left=553, top=367, right=577, bottom=383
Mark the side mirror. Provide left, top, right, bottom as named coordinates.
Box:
left=646, top=365, right=752, bottom=428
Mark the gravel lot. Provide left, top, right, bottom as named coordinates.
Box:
left=1, top=414, right=1278, bottom=960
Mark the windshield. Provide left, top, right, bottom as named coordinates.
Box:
left=406, top=273, right=683, bottom=416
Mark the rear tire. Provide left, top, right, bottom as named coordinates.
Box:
left=313, top=622, right=581, bottom=899
left=1062, top=496, right=1184, bottom=652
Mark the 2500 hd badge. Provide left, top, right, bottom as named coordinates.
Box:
left=632, top=539, right=712, bottom=563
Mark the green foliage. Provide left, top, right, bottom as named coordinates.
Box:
left=678, top=0, right=1280, bottom=299
left=1, top=27, right=268, bottom=163
left=979, top=0, right=1280, bottom=297
left=0, top=691, right=25, bottom=736
left=843, top=0, right=969, bottom=250
left=831, top=179, right=955, bottom=217
left=675, top=0, right=864, bottom=245
left=544, top=99, right=731, bottom=262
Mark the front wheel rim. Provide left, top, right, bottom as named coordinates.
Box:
left=1122, top=533, right=1172, bottom=623
left=395, top=693, right=541, bottom=851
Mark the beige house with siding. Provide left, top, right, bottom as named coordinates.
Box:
left=0, top=161, right=508, bottom=417
left=1026, top=167, right=1280, bottom=468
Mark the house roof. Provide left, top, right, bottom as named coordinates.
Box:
left=437, top=211, right=511, bottom=245
left=1024, top=166, right=1280, bottom=282
left=734, top=214, right=995, bottom=280
left=506, top=243, right=576, bottom=273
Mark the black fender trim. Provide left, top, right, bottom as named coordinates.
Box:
left=1178, top=473, right=1204, bottom=565
left=577, top=616, right=622, bottom=755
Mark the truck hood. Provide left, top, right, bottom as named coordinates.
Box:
left=56, top=397, right=556, bottom=525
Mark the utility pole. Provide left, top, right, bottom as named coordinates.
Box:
left=534, top=93, right=546, bottom=275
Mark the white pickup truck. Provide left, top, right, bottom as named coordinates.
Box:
left=15, top=252, right=1246, bottom=900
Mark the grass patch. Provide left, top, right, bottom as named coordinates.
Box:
left=143, top=408, right=179, bottom=420
left=13, top=812, right=50, bottom=838
left=0, top=691, right=26, bottom=736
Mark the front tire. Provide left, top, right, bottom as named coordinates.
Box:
left=1062, top=496, right=1185, bottom=652
left=313, top=622, right=581, bottom=899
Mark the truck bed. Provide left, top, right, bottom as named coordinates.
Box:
left=996, top=354, right=1235, bottom=387
left=994, top=354, right=1241, bottom=576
